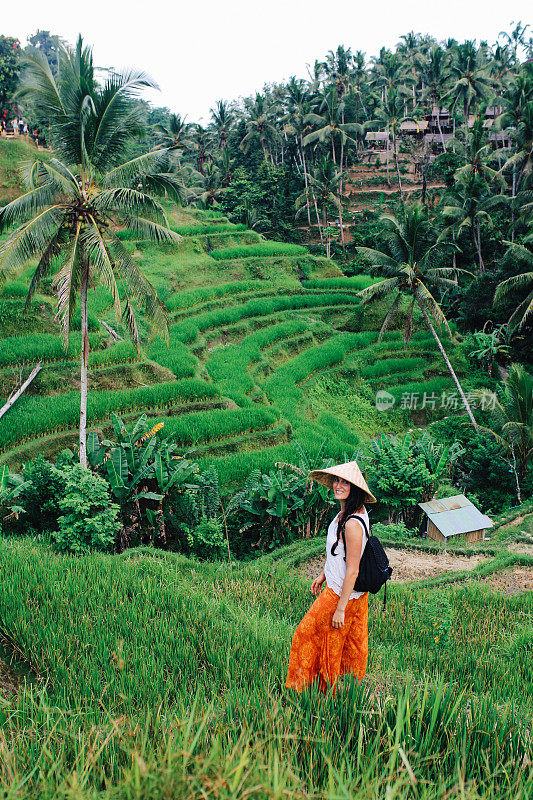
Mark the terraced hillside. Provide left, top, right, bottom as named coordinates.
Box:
left=0, top=201, right=490, bottom=491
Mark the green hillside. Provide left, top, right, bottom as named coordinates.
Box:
left=0, top=189, right=487, bottom=489
left=0, top=508, right=531, bottom=797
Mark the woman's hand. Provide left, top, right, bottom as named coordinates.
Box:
left=311, top=571, right=326, bottom=596
left=332, top=608, right=345, bottom=629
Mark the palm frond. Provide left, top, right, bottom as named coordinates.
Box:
left=103, top=149, right=174, bottom=188
left=0, top=207, right=65, bottom=286
left=106, top=233, right=169, bottom=339
left=93, top=188, right=167, bottom=224
left=356, top=277, right=400, bottom=303
left=415, top=282, right=452, bottom=337
left=51, top=221, right=82, bottom=345
left=82, top=220, right=122, bottom=321
left=0, top=183, right=56, bottom=229
left=120, top=215, right=182, bottom=244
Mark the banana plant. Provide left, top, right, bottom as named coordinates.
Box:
left=0, top=465, right=30, bottom=523
left=87, top=414, right=200, bottom=546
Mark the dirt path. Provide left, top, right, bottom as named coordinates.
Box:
left=476, top=567, right=533, bottom=596
left=0, top=658, right=19, bottom=699
left=299, top=547, right=486, bottom=584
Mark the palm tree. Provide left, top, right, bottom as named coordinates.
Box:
left=189, top=161, right=226, bottom=208
left=324, top=45, right=353, bottom=99
left=472, top=363, right=533, bottom=503
left=296, top=156, right=344, bottom=247
left=441, top=173, right=507, bottom=273
left=0, top=37, right=181, bottom=467
left=374, top=87, right=409, bottom=199
left=351, top=50, right=369, bottom=124
left=240, top=94, right=278, bottom=163
left=422, top=46, right=452, bottom=151
left=189, top=124, right=213, bottom=175
left=355, top=205, right=479, bottom=429
left=283, top=77, right=314, bottom=225
left=155, top=113, right=193, bottom=161
left=499, top=21, right=530, bottom=64
left=447, top=41, right=494, bottom=125
left=494, top=240, right=533, bottom=331
left=210, top=100, right=233, bottom=151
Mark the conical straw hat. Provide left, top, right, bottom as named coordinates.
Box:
left=309, top=460, right=377, bottom=503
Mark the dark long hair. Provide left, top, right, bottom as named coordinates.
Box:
left=331, top=483, right=367, bottom=560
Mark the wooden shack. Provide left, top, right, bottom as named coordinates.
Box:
left=418, top=495, right=494, bottom=544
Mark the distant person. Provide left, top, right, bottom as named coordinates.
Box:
left=285, top=460, right=376, bottom=695
left=18, top=120, right=24, bottom=135
left=23, top=122, right=28, bottom=135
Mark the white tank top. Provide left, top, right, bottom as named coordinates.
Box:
left=324, top=507, right=369, bottom=600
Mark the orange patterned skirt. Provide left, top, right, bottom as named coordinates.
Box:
left=285, top=586, right=369, bottom=694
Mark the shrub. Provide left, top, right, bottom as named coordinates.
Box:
left=187, top=517, right=226, bottom=559
left=19, top=455, right=66, bottom=532
left=53, top=465, right=120, bottom=554
left=372, top=521, right=415, bottom=540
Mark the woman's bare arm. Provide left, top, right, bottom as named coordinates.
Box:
left=332, top=519, right=363, bottom=628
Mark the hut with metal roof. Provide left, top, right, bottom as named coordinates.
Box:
left=418, top=494, right=494, bottom=544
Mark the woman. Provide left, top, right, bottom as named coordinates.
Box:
left=285, top=460, right=377, bottom=695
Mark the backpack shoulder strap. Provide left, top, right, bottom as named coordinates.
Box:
left=344, top=513, right=369, bottom=541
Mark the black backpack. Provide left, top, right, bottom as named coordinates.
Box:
left=338, top=513, right=393, bottom=610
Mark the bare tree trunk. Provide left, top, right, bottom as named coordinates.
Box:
left=436, top=108, right=447, bottom=152
left=313, top=193, right=323, bottom=244
left=0, top=363, right=42, bottom=420
left=511, top=165, right=516, bottom=243
left=338, top=204, right=345, bottom=248
left=393, top=135, right=404, bottom=202
left=415, top=295, right=479, bottom=430
left=511, top=446, right=522, bottom=504
left=475, top=221, right=485, bottom=273
left=301, top=135, right=312, bottom=226
left=79, top=261, right=90, bottom=468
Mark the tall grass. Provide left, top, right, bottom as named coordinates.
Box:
left=0, top=332, right=108, bottom=367
left=0, top=539, right=530, bottom=798
left=146, top=334, right=197, bottom=378
left=0, top=380, right=220, bottom=451
left=171, top=223, right=247, bottom=235
left=210, top=242, right=307, bottom=260
left=172, top=292, right=357, bottom=343
left=162, top=406, right=279, bottom=445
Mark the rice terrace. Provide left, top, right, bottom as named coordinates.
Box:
left=0, top=14, right=532, bottom=800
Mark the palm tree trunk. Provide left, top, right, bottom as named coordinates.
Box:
left=436, top=107, right=447, bottom=152
left=79, top=260, right=90, bottom=467
left=511, top=165, right=516, bottom=243
left=415, top=295, right=479, bottom=430
left=474, top=221, right=485, bottom=273
left=511, top=446, right=522, bottom=504
left=393, top=134, right=404, bottom=202
left=313, top=193, right=323, bottom=244
left=331, top=132, right=336, bottom=164
left=301, top=135, right=312, bottom=226
left=386, top=132, right=391, bottom=186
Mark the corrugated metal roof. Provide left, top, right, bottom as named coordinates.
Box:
left=419, top=494, right=471, bottom=513
left=418, top=494, right=494, bottom=537
left=400, top=120, right=428, bottom=132
left=365, top=131, right=390, bottom=140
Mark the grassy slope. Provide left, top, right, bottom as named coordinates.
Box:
left=0, top=511, right=531, bottom=797
left=0, top=142, right=531, bottom=797
left=0, top=137, right=490, bottom=488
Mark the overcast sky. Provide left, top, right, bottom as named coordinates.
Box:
left=3, top=1, right=531, bottom=123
